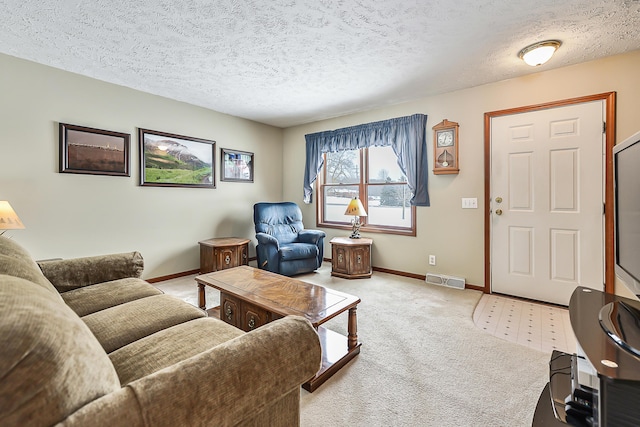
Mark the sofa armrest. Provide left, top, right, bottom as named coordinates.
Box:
left=298, top=229, right=326, bottom=245
left=59, top=316, right=321, bottom=427
left=38, top=252, right=144, bottom=293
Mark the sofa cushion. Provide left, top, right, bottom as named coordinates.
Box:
left=0, top=253, right=62, bottom=301
left=279, top=242, right=319, bottom=261
left=0, top=275, right=120, bottom=426
left=110, top=317, right=244, bottom=385
left=126, top=316, right=321, bottom=427
left=82, top=294, right=207, bottom=353
left=61, top=277, right=163, bottom=317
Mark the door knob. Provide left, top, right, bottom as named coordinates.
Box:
left=495, top=197, right=503, bottom=203
left=496, top=209, right=503, bottom=216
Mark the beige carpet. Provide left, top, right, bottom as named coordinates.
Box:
left=294, top=264, right=549, bottom=427
left=156, top=263, right=550, bottom=426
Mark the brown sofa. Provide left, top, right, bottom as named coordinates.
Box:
left=0, top=235, right=321, bottom=426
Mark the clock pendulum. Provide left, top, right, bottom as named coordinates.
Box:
left=437, top=149, right=453, bottom=167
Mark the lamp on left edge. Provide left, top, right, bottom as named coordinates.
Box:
left=0, top=201, right=25, bottom=234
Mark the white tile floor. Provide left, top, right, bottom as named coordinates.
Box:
left=473, top=293, right=577, bottom=354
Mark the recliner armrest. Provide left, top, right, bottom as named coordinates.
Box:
left=298, top=229, right=326, bottom=245
left=256, top=232, right=280, bottom=248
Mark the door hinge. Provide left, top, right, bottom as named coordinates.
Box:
left=603, top=121, right=606, bottom=133
left=603, top=203, right=606, bottom=215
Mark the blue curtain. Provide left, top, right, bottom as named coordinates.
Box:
left=303, top=113, right=430, bottom=206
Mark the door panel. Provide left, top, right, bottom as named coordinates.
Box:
left=509, top=153, right=533, bottom=210
left=491, top=101, right=604, bottom=305
left=551, top=229, right=578, bottom=282
left=550, top=149, right=578, bottom=211
left=509, top=227, right=533, bottom=276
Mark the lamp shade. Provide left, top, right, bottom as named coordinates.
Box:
left=518, top=40, right=561, bottom=66
left=344, top=198, right=367, bottom=217
left=0, top=201, right=25, bottom=230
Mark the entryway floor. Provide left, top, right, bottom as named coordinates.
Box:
left=473, top=293, right=577, bottom=354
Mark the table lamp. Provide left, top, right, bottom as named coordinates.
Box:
left=0, top=201, right=25, bottom=235
left=344, top=197, right=367, bottom=239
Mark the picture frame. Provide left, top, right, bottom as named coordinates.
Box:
left=221, top=148, right=254, bottom=182
left=59, top=123, right=130, bottom=176
left=139, top=128, right=215, bottom=188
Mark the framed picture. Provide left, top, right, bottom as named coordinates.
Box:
left=221, top=148, right=254, bottom=182
left=59, top=123, right=130, bottom=176
left=139, top=129, right=215, bottom=188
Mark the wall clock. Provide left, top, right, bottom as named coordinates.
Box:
left=432, top=119, right=460, bottom=175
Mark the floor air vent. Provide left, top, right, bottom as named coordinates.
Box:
left=425, top=273, right=465, bottom=290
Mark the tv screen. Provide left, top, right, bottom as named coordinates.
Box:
left=614, top=130, right=640, bottom=297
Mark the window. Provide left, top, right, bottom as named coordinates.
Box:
left=318, top=145, right=416, bottom=236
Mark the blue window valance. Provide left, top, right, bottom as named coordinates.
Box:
left=303, top=113, right=430, bottom=206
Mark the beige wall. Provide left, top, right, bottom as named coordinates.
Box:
left=283, top=50, right=640, bottom=295
left=0, top=54, right=284, bottom=279
left=3, top=49, right=640, bottom=294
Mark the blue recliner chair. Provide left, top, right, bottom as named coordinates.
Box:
left=253, top=202, right=326, bottom=276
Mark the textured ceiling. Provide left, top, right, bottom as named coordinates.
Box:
left=1, top=0, right=640, bottom=128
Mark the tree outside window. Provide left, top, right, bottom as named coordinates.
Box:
left=318, top=145, right=415, bottom=236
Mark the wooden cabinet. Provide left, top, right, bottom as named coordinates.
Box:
left=220, top=292, right=278, bottom=332
left=330, top=237, right=373, bottom=279
left=199, top=237, right=249, bottom=273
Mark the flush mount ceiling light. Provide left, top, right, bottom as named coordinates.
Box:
left=518, top=40, right=562, bottom=66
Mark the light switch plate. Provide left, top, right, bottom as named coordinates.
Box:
left=462, top=198, right=478, bottom=209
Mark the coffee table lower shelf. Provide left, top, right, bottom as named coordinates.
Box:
left=303, top=326, right=361, bottom=392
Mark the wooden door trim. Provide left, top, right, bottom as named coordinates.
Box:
left=483, top=92, right=617, bottom=295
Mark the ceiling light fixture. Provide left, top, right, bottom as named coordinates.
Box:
left=518, top=40, right=562, bottom=66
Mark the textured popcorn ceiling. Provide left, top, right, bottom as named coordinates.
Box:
left=1, top=1, right=640, bottom=128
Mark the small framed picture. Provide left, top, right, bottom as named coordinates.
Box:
left=59, top=123, right=130, bottom=176
left=221, top=148, right=254, bottom=182
left=139, top=128, right=215, bottom=188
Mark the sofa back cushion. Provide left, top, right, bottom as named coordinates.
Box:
left=0, top=254, right=63, bottom=301
left=0, top=276, right=120, bottom=426
left=0, top=235, right=36, bottom=261
left=0, top=236, right=61, bottom=299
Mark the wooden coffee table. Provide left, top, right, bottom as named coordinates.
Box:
left=195, top=266, right=361, bottom=392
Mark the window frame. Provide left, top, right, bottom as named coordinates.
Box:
left=316, top=147, right=417, bottom=236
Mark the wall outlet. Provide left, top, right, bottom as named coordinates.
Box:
left=462, top=197, right=478, bottom=209
left=429, top=255, right=436, bottom=266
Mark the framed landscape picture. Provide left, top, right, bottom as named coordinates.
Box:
left=139, top=129, right=215, bottom=188
left=59, top=123, right=130, bottom=176
left=221, top=148, right=254, bottom=182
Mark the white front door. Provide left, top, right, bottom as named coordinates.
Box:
left=490, top=101, right=605, bottom=305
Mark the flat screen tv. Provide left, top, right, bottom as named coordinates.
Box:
left=613, top=130, right=640, bottom=298
left=600, top=130, right=640, bottom=359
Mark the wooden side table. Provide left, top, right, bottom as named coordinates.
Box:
left=198, top=237, right=250, bottom=274
left=330, top=237, right=373, bottom=279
